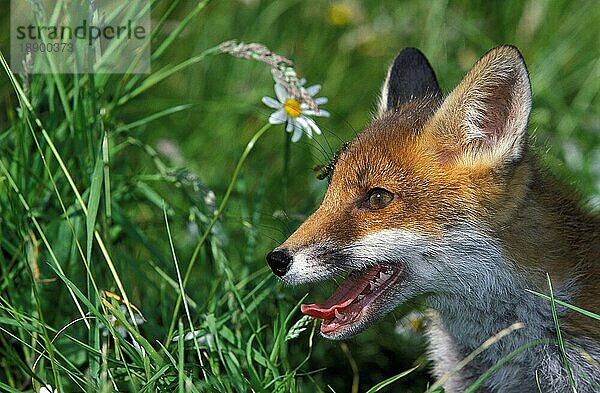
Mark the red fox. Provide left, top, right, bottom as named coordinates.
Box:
left=267, top=46, right=600, bottom=392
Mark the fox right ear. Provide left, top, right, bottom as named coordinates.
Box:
left=377, top=48, right=442, bottom=117
left=430, top=45, right=532, bottom=168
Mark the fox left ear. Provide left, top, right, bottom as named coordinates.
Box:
left=430, top=45, right=532, bottom=167
left=377, top=48, right=442, bottom=117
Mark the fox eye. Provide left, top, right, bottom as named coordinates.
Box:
left=366, top=188, right=394, bottom=210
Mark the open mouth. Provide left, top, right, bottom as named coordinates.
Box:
left=300, top=264, right=403, bottom=336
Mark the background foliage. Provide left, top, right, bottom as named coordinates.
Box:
left=0, top=0, right=599, bottom=391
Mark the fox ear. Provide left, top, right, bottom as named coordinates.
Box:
left=377, top=48, right=442, bottom=116
left=431, top=45, right=531, bottom=167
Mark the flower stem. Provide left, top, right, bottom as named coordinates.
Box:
left=165, top=122, right=272, bottom=343
left=282, top=128, right=291, bottom=212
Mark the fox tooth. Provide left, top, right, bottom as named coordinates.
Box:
left=379, top=272, right=392, bottom=281
left=357, top=294, right=365, bottom=301
left=334, top=309, right=346, bottom=321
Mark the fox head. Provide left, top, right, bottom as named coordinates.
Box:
left=267, top=46, right=533, bottom=339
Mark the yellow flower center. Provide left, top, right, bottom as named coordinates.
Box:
left=283, top=98, right=302, bottom=118
left=328, top=3, right=354, bottom=26
left=409, top=317, right=423, bottom=331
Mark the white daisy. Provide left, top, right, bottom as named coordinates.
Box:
left=100, top=304, right=144, bottom=338
left=172, top=330, right=214, bottom=350
left=262, top=81, right=330, bottom=142
left=99, top=304, right=145, bottom=355
left=394, top=310, right=426, bottom=338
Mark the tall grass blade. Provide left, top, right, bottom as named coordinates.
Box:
left=546, top=274, right=577, bottom=392
left=365, top=365, right=419, bottom=393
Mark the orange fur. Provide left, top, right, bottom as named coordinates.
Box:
left=281, top=47, right=600, bottom=341
left=268, top=45, right=600, bottom=391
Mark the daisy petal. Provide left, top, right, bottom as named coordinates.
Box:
left=274, top=83, right=288, bottom=102
left=303, top=108, right=329, bottom=118
left=291, top=124, right=303, bottom=142
left=316, top=109, right=330, bottom=118
left=314, top=97, right=328, bottom=105
left=306, top=84, right=321, bottom=96
left=286, top=120, right=294, bottom=132
left=269, top=110, right=287, bottom=124
left=116, top=326, right=127, bottom=338
left=296, top=117, right=311, bottom=137
left=262, top=96, right=281, bottom=109
left=305, top=117, right=322, bottom=135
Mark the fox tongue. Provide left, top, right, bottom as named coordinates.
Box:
left=300, top=266, right=380, bottom=320
left=300, top=298, right=354, bottom=320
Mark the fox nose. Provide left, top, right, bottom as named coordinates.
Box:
left=266, top=249, right=292, bottom=277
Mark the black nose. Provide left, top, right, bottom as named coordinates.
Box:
left=266, top=249, right=292, bottom=277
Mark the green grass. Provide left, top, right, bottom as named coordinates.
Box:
left=1, top=1, right=600, bottom=392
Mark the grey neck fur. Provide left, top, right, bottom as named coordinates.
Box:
left=421, top=225, right=600, bottom=392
